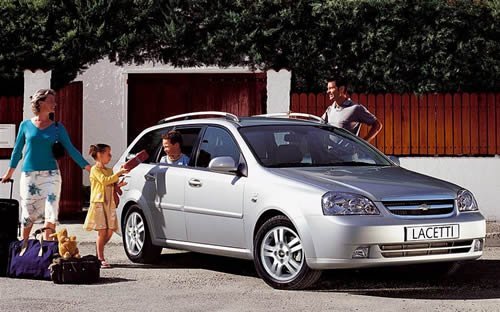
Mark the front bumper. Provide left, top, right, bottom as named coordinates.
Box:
left=304, top=212, right=486, bottom=270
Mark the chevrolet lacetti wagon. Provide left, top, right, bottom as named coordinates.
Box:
left=113, top=111, right=485, bottom=289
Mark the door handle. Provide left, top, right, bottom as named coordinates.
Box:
left=144, top=173, right=156, bottom=181
left=188, top=179, right=202, bottom=187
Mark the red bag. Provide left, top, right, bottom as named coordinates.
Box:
left=123, top=149, right=149, bottom=171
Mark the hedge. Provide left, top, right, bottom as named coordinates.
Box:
left=0, top=0, right=498, bottom=94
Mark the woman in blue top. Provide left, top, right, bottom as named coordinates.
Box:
left=1, top=89, right=91, bottom=240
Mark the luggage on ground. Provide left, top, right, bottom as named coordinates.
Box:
left=49, top=255, right=100, bottom=284
left=0, top=178, right=19, bottom=276
left=7, top=228, right=58, bottom=280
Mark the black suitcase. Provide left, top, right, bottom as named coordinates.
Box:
left=49, top=255, right=101, bottom=284
left=0, top=178, right=20, bottom=277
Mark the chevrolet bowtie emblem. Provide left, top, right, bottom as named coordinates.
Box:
left=419, top=204, right=430, bottom=211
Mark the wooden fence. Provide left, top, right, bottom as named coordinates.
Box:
left=291, top=92, right=500, bottom=156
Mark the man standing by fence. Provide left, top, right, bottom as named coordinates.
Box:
left=321, top=78, right=382, bottom=143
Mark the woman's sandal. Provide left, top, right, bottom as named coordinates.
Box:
left=100, top=259, right=111, bottom=269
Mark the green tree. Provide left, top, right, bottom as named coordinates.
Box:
left=0, top=0, right=498, bottom=94
left=0, top=0, right=116, bottom=90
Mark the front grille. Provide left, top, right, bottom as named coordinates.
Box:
left=379, top=240, right=472, bottom=258
left=383, top=200, right=455, bottom=216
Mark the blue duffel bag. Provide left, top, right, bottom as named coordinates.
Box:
left=7, top=228, right=59, bottom=280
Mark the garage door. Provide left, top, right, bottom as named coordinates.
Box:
left=127, top=73, right=267, bottom=144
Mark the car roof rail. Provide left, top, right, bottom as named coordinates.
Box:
left=158, top=111, right=239, bottom=124
left=253, top=112, right=326, bottom=123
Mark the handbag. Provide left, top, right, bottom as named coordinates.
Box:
left=49, top=255, right=100, bottom=284
left=7, top=228, right=59, bottom=280
left=52, top=122, right=66, bottom=159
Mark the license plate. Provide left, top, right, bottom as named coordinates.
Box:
left=405, top=224, right=459, bottom=241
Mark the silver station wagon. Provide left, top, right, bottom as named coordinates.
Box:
left=114, top=111, right=485, bottom=289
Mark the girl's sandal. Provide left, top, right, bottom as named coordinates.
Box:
left=100, top=260, right=111, bottom=269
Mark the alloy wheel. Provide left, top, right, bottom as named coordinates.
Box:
left=125, top=211, right=146, bottom=256
left=260, top=226, right=304, bottom=282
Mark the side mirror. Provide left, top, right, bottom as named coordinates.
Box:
left=387, top=155, right=400, bottom=166
left=208, top=156, right=237, bottom=173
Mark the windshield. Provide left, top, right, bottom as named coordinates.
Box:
left=240, top=125, right=392, bottom=168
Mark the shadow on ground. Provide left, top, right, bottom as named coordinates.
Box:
left=117, top=251, right=500, bottom=299
left=115, top=251, right=258, bottom=278
left=313, top=259, right=500, bottom=300
left=95, top=277, right=135, bottom=285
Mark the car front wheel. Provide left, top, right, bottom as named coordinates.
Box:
left=123, top=206, right=162, bottom=263
left=254, top=215, right=322, bottom=290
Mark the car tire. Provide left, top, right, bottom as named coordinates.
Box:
left=253, top=215, right=322, bottom=290
left=122, top=205, right=162, bottom=263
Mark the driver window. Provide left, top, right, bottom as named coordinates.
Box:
left=195, top=127, right=241, bottom=168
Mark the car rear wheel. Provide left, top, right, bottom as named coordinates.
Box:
left=123, top=206, right=162, bottom=263
left=254, top=215, right=322, bottom=290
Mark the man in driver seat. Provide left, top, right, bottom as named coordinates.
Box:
left=160, top=130, right=190, bottom=165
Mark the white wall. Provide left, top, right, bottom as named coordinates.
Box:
left=266, top=69, right=291, bottom=113
left=399, top=157, right=499, bottom=221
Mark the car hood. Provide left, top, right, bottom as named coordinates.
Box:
left=268, top=166, right=460, bottom=201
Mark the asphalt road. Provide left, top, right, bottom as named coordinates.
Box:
left=1, top=244, right=499, bottom=312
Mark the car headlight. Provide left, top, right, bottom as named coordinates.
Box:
left=322, top=192, right=379, bottom=215
left=457, top=189, right=479, bottom=212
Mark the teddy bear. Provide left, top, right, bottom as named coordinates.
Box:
left=49, top=228, right=81, bottom=260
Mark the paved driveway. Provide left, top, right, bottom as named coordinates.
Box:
left=1, top=242, right=499, bottom=312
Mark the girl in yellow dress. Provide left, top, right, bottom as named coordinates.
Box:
left=83, top=144, right=128, bottom=268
